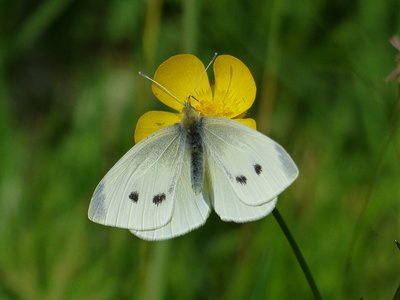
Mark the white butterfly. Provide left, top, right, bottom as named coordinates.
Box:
left=88, top=54, right=298, bottom=241
left=88, top=99, right=298, bottom=240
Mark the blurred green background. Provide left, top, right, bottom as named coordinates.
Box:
left=0, top=0, right=399, bottom=299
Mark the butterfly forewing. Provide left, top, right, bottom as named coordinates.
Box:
left=203, top=117, right=298, bottom=206
left=131, top=149, right=211, bottom=240
left=88, top=125, right=186, bottom=231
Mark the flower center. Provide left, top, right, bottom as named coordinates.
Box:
left=196, top=99, right=234, bottom=117
left=191, top=85, right=235, bottom=118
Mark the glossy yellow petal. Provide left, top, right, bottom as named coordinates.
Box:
left=134, top=111, right=181, bottom=143
left=235, top=118, right=257, bottom=130
left=213, top=55, right=256, bottom=118
left=153, top=54, right=213, bottom=112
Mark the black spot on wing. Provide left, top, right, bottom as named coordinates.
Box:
left=254, top=164, right=262, bottom=175
left=235, top=175, right=247, bottom=185
left=153, top=193, right=166, bottom=205
left=129, top=191, right=139, bottom=203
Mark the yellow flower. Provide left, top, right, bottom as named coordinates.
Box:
left=134, top=54, right=257, bottom=143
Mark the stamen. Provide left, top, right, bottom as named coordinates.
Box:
left=138, top=71, right=185, bottom=106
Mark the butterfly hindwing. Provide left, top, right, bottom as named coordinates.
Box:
left=203, top=117, right=298, bottom=207
left=88, top=125, right=186, bottom=231
left=206, top=151, right=277, bottom=221
left=131, top=149, right=211, bottom=240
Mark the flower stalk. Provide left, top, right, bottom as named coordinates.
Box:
left=273, top=208, right=322, bottom=300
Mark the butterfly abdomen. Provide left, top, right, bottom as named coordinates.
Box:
left=185, top=117, right=205, bottom=194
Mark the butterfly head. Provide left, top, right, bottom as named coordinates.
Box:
left=181, top=96, right=202, bottom=130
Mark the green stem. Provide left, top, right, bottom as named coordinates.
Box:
left=273, top=208, right=322, bottom=300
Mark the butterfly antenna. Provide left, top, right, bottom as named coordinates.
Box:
left=138, top=71, right=185, bottom=106
left=191, top=52, right=218, bottom=96
left=189, top=95, right=199, bottom=103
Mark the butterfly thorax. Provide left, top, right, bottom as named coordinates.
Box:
left=181, top=101, right=201, bottom=129
left=181, top=101, right=205, bottom=194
